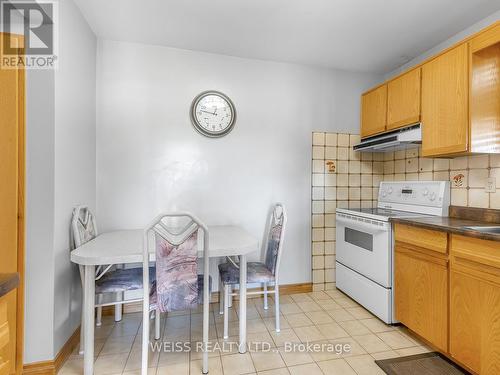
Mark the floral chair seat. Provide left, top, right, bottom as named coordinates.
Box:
left=218, top=261, right=275, bottom=284
left=149, top=274, right=212, bottom=310
left=95, top=266, right=156, bottom=294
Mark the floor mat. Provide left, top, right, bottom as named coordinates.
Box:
left=375, top=352, right=470, bottom=375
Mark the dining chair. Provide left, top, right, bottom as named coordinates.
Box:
left=218, top=203, right=286, bottom=338
left=70, top=205, right=157, bottom=354
left=141, top=213, right=211, bottom=375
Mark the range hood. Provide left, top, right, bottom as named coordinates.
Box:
left=353, top=124, right=422, bottom=152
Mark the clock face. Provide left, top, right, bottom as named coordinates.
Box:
left=190, top=91, right=236, bottom=137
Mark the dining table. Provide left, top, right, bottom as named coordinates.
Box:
left=70, top=225, right=259, bottom=375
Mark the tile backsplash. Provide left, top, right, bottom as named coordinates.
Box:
left=311, top=131, right=500, bottom=291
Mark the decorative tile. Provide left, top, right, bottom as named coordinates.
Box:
left=325, top=160, right=336, bottom=173
left=450, top=170, right=467, bottom=188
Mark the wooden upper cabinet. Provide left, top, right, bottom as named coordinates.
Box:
left=361, top=84, right=387, bottom=138
left=469, top=23, right=500, bottom=153
left=387, top=68, right=421, bottom=130
left=421, top=43, right=469, bottom=156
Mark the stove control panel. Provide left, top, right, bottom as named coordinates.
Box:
left=378, top=181, right=450, bottom=216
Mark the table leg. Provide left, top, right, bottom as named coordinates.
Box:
left=84, top=265, right=95, bottom=375
left=239, top=254, right=247, bottom=354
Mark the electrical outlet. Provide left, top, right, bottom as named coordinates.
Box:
left=485, top=177, right=496, bottom=193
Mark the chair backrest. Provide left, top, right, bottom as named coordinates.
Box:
left=143, top=213, right=209, bottom=313
left=264, top=203, right=287, bottom=279
left=71, top=205, right=97, bottom=249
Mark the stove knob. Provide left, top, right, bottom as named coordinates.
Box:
left=429, top=192, right=436, bottom=201
left=423, top=189, right=429, bottom=196
left=381, top=190, right=387, bottom=197
left=388, top=187, right=393, bottom=194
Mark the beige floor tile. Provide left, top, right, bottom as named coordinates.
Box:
left=316, top=299, right=342, bottom=310
left=305, top=311, right=334, bottom=325
left=124, top=349, right=159, bottom=371
left=377, top=331, right=416, bottom=349
left=94, top=324, right=115, bottom=340
left=345, top=354, right=385, bottom=375
left=122, top=368, right=156, bottom=375
left=294, top=326, right=326, bottom=343
left=327, top=308, right=356, bottom=323
left=352, top=334, right=392, bottom=354
left=220, top=352, right=256, bottom=375
left=290, top=293, right=314, bottom=303
left=310, top=340, right=341, bottom=362
left=309, top=291, right=331, bottom=300
left=190, top=355, right=223, bottom=375
left=269, top=329, right=300, bottom=348
left=262, top=316, right=289, bottom=332
left=358, top=318, right=395, bottom=333
left=329, top=337, right=367, bottom=358
left=395, top=345, right=432, bottom=356
left=70, top=339, right=105, bottom=359
left=325, top=290, right=346, bottom=299
left=370, top=350, right=400, bottom=360
left=284, top=313, right=313, bottom=328
left=316, top=322, right=349, bottom=340
left=190, top=340, right=222, bottom=360
left=288, top=362, right=323, bottom=375
left=94, top=353, right=129, bottom=375
left=157, top=350, right=190, bottom=366
left=338, top=320, right=371, bottom=336
left=316, top=358, right=357, bottom=375
left=345, top=307, right=373, bottom=320
left=279, top=303, right=302, bottom=315
left=250, top=351, right=286, bottom=372
left=108, top=320, right=141, bottom=338
left=156, top=361, right=189, bottom=375
left=59, top=357, right=85, bottom=375
left=100, top=335, right=135, bottom=355
left=297, top=301, right=322, bottom=312
left=334, top=297, right=359, bottom=308
left=247, top=331, right=276, bottom=348
left=257, top=367, right=290, bottom=375
left=277, top=347, right=314, bottom=367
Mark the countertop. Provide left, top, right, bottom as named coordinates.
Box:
left=391, top=216, right=500, bottom=242
left=0, top=273, right=19, bottom=298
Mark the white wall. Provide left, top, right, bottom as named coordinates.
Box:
left=24, top=0, right=96, bottom=363
left=96, top=40, right=381, bottom=286
left=25, top=68, right=56, bottom=363
left=53, top=0, right=97, bottom=355
left=385, top=10, right=500, bottom=79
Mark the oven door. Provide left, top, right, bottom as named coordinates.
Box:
left=335, top=212, right=392, bottom=287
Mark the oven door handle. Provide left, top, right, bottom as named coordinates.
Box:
left=336, top=215, right=389, bottom=234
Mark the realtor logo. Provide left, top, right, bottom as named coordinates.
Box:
left=1, top=0, right=58, bottom=69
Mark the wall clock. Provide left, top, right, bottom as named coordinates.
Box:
left=190, top=91, right=236, bottom=137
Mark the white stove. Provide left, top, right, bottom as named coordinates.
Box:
left=335, top=181, right=450, bottom=324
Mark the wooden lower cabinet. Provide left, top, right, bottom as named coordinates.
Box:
left=394, top=244, right=448, bottom=352
left=450, top=235, right=500, bottom=375
left=0, top=297, right=11, bottom=375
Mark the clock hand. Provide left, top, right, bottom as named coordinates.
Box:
left=200, top=109, right=217, bottom=115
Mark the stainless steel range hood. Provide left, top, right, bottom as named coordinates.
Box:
left=353, top=124, right=422, bottom=152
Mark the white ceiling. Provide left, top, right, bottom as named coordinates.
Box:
left=74, top=0, right=500, bottom=73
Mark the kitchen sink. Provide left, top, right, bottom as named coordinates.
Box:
left=462, top=226, right=500, bottom=234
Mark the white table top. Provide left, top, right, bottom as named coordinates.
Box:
left=70, top=225, right=259, bottom=266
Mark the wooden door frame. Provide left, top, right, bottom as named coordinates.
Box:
left=1, top=32, right=25, bottom=375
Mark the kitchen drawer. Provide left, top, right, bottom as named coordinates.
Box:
left=395, top=224, right=448, bottom=254
left=451, top=234, right=500, bottom=272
